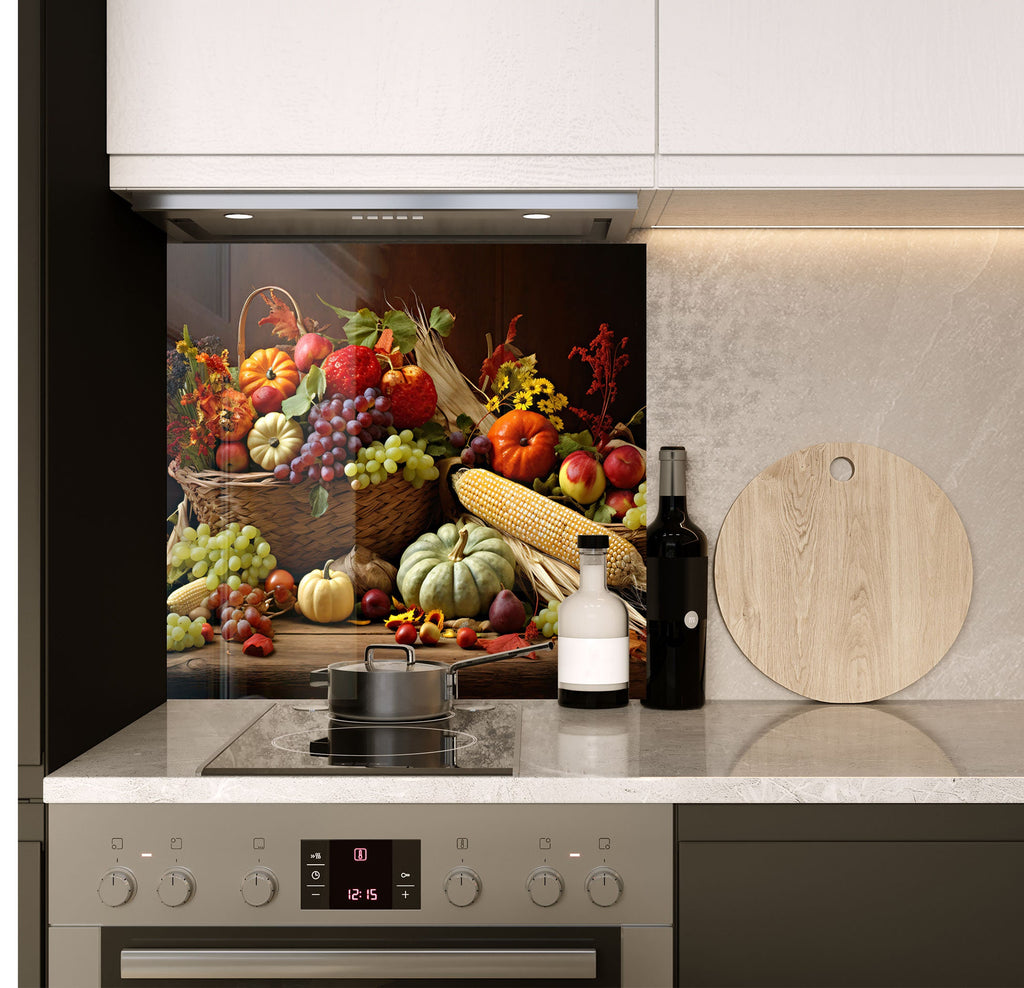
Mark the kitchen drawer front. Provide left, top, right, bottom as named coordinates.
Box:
left=676, top=838, right=1024, bottom=987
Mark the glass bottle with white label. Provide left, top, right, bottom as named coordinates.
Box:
left=557, top=534, right=630, bottom=708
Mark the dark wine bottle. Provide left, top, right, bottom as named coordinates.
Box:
left=643, top=446, right=708, bottom=709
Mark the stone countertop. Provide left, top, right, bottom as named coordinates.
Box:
left=43, top=699, right=1024, bottom=804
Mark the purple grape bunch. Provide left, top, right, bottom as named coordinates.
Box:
left=459, top=434, right=493, bottom=467
left=271, top=387, right=394, bottom=484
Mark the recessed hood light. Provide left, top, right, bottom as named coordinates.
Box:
left=119, top=191, right=638, bottom=242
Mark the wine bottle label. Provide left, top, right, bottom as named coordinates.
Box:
left=557, top=636, right=629, bottom=691
left=647, top=556, right=708, bottom=622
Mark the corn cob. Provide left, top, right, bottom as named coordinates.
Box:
left=452, top=468, right=645, bottom=588
left=167, top=578, right=211, bottom=616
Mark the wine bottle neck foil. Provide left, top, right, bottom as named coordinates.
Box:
left=658, top=454, right=687, bottom=497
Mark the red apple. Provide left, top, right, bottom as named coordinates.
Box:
left=604, top=487, right=637, bottom=520
left=360, top=588, right=391, bottom=621
left=558, top=450, right=606, bottom=505
left=250, top=384, right=285, bottom=415
left=294, top=332, right=334, bottom=372
left=216, top=441, right=249, bottom=473
left=602, top=444, right=646, bottom=490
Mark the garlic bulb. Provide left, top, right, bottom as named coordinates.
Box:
left=336, top=545, right=398, bottom=598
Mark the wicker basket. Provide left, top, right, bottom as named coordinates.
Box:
left=168, top=286, right=439, bottom=572
left=170, top=462, right=438, bottom=571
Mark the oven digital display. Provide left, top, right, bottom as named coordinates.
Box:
left=301, top=839, right=420, bottom=909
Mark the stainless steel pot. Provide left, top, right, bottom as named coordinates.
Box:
left=311, top=641, right=553, bottom=722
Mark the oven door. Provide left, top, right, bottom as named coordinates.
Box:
left=99, top=926, right=624, bottom=987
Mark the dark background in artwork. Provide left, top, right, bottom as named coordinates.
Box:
left=168, top=243, right=646, bottom=464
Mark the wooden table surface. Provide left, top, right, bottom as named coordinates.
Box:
left=167, top=614, right=648, bottom=701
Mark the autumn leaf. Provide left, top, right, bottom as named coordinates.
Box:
left=257, top=290, right=301, bottom=342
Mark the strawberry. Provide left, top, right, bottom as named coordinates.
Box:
left=322, top=346, right=382, bottom=399
left=381, top=364, right=438, bottom=428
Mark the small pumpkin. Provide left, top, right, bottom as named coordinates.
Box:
left=487, top=409, right=559, bottom=484
left=296, top=559, right=355, bottom=623
left=207, top=388, right=256, bottom=441
left=246, top=412, right=304, bottom=470
left=397, top=521, right=515, bottom=618
left=239, top=347, right=300, bottom=399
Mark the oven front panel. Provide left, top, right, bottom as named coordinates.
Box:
left=99, top=925, right=622, bottom=987
left=49, top=804, right=673, bottom=928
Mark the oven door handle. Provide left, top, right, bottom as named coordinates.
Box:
left=121, top=947, right=598, bottom=980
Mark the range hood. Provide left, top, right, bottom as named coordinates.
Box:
left=117, top=191, right=639, bottom=243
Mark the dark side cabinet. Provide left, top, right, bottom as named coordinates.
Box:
left=675, top=805, right=1024, bottom=988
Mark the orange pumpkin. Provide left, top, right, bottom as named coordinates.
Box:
left=239, top=347, right=300, bottom=399
left=487, top=410, right=559, bottom=484
left=208, top=388, right=256, bottom=442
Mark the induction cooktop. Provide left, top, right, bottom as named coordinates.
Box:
left=201, top=701, right=520, bottom=776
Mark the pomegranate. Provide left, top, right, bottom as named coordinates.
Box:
left=381, top=364, right=438, bottom=428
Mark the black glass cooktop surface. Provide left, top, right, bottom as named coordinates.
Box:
left=201, top=701, right=520, bottom=775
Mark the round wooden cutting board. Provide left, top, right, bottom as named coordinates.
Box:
left=714, top=442, right=972, bottom=703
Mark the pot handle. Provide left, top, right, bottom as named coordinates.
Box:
left=310, top=667, right=329, bottom=689
left=447, top=640, right=554, bottom=680
left=364, top=643, right=417, bottom=672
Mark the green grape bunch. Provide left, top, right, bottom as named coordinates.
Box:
left=536, top=598, right=561, bottom=638
left=169, top=521, right=278, bottom=592
left=623, top=481, right=648, bottom=531
left=344, top=429, right=441, bottom=491
left=166, top=613, right=208, bottom=652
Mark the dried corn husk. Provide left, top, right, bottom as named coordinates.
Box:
left=409, top=301, right=496, bottom=433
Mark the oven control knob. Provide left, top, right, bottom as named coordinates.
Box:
left=97, top=868, right=136, bottom=907
left=157, top=868, right=196, bottom=907
left=240, top=867, right=278, bottom=907
left=526, top=867, right=564, bottom=907
left=585, top=867, right=623, bottom=907
left=444, top=867, right=481, bottom=907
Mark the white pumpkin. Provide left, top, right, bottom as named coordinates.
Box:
left=247, top=412, right=303, bottom=470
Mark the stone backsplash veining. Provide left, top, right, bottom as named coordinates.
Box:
left=633, top=228, right=1024, bottom=699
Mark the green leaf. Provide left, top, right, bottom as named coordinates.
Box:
left=429, top=306, right=456, bottom=337
left=624, top=406, right=646, bottom=428
left=532, top=471, right=559, bottom=495
left=590, top=503, right=614, bottom=524
left=455, top=413, right=475, bottom=434
left=305, top=363, right=326, bottom=401
left=382, top=310, right=419, bottom=353
left=343, top=309, right=384, bottom=348
left=415, top=421, right=447, bottom=442
left=316, top=294, right=361, bottom=323
left=309, top=484, right=329, bottom=519
left=426, top=442, right=451, bottom=458
left=282, top=392, right=310, bottom=418
left=555, top=430, right=597, bottom=458
left=318, top=296, right=383, bottom=347
left=282, top=372, right=319, bottom=419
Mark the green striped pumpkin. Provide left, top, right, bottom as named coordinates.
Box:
left=397, top=521, right=515, bottom=617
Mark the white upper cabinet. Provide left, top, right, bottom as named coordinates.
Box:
left=659, top=0, right=1024, bottom=155
left=108, top=0, right=655, bottom=158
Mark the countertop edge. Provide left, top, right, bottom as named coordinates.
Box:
left=43, top=775, right=1024, bottom=805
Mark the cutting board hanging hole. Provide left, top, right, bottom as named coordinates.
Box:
left=830, top=456, right=854, bottom=481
